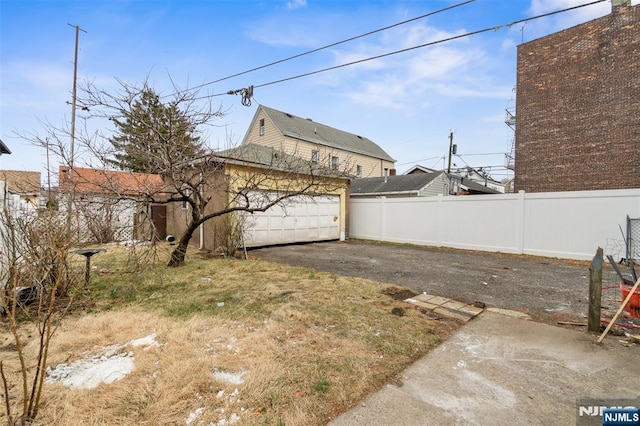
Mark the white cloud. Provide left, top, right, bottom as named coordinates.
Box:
left=528, top=0, right=612, bottom=34
left=286, top=0, right=307, bottom=10
left=321, top=21, right=511, bottom=109
left=246, top=19, right=323, bottom=47
left=3, top=60, right=70, bottom=92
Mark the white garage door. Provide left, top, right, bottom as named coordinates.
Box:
left=242, top=193, right=340, bottom=247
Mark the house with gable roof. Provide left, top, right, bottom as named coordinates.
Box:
left=0, top=170, right=41, bottom=214
left=241, top=105, right=395, bottom=178
left=58, top=166, right=165, bottom=242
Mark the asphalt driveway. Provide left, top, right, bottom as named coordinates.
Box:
left=250, top=240, right=601, bottom=321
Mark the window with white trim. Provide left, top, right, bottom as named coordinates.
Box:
left=331, top=156, right=339, bottom=170
left=259, top=119, right=265, bottom=136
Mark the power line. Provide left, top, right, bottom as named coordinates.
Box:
left=200, top=0, right=605, bottom=102
left=430, top=157, right=445, bottom=170
left=167, top=0, right=475, bottom=98
left=396, top=155, right=442, bottom=166
left=455, top=152, right=505, bottom=156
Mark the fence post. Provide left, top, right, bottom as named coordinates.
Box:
left=516, top=190, right=525, bottom=255
left=588, top=247, right=603, bottom=332
left=436, top=193, right=443, bottom=246
left=380, top=196, right=386, bottom=240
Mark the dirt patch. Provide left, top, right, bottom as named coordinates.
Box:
left=382, top=286, right=419, bottom=301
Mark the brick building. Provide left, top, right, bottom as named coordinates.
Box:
left=514, top=1, right=639, bottom=192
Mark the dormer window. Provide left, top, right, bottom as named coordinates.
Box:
left=356, top=165, right=362, bottom=177
left=259, top=119, right=265, bottom=136
left=311, top=150, right=319, bottom=164
left=331, top=156, right=339, bottom=170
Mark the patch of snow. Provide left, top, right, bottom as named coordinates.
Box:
left=46, top=333, right=161, bottom=389
left=46, top=354, right=134, bottom=389
left=213, top=370, right=246, bottom=385
left=216, top=413, right=240, bottom=426
left=186, top=407, right=204, bottom=425
left=129, top=333, right=160, bottom=348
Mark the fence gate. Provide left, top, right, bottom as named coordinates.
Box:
left=627, top=215, right=640, bottom=264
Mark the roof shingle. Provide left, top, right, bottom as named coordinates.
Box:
left=0, top=139, right=11, bottom=155
left=59, top=166, right=164, bottom=195
left=0, top=170, right=41, bottom=194
left=351, top=173, right=442, bottom=195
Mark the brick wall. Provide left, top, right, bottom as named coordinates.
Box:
left=515, top=5, right=640, bottom=192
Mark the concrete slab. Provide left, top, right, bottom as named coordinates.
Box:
left=442, top=300, right=466, bottom=310
left=433, top=307, right=474, bottom=321
left=426, top=295, right=450, bottom=306
left=406, top=299, right=440, bottom=311
left=486, top=307, right=532, bottom=320
left=414, top=294, right=437, bottom=303
left=406, top=293, right=483, bottom=322
left=329, top=311, right=640, bottom=426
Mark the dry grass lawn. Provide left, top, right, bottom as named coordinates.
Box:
left=1, top=244, right=459, bottom=425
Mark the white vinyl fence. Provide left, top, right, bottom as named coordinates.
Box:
left=349, top=189, right=640, bottom=261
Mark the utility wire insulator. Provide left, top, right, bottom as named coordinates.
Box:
left=227, top=85, right=254, bottom=107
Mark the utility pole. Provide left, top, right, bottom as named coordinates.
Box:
left=447, top=131, right=457, bottom=173
left=68, top=23, right=86, bottom=171
left=66, top=24, right=86, bottom=233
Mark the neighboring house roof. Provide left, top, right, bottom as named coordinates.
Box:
left=0, top=170, right=41, bottom=194
left=0, top=139, right=11, bottom=155
left=245, top=105, right=395, bottom=162
left=351, top=172, right=502, bottom=196
left=403, top=165, right=438, bottom=174
left=457, top=177, right=501, bottom=195
left=58, top=166, right=164, bottom=195
left=450, top=166, right=502, bottom=185
left=351, top=172, right=443, bottom=196
left=216, top=143, right=347, bottom=179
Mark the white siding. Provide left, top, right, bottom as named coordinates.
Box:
left=418, top=174, right=448, bottom=197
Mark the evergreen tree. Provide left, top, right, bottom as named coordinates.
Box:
left=109, top=88, right=203, bottom=173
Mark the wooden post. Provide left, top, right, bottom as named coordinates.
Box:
left=588, top=247, right=603, bottom=332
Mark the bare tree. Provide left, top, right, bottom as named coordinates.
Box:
left=0, top=185, right=80, bottom=425
left=162, top=144, right=351, bottom=267
left=55, top=78, right=353, bottom=267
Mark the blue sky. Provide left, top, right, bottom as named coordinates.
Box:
left=0, top=0, right=629, bottom=181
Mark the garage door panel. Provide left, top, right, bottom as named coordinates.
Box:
left=242, top=192, right=340, bottom=247
left=282, top=216, right=296, bottom=228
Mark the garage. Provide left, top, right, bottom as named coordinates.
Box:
left=242, top=193, right=341, bottom=247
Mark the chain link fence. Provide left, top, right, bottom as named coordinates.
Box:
left=600, top=216, right=640, bottom=330
left=627, top=215, right=640, bottom=264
